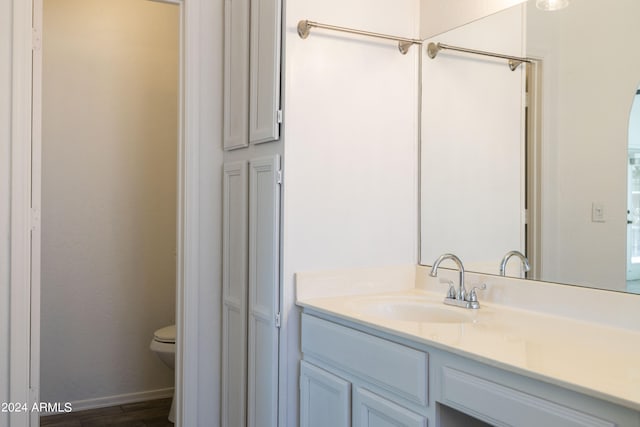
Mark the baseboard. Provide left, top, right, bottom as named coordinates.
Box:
left=40, top=387, right=175, bottom=416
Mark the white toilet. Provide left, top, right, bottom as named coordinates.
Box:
left=150, top=324, right=176, bottom=423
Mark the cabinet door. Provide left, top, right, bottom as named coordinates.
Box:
left=300, top=361, right=351, bottom=427
left=247, top=155, right=281, bottom=427
left=223, top=0, right=250, bottom=150
left=354, top=388, right=427, bottom=427
left=222, top=161, right=249, bottom=427
left=249, top=0, right=281, bottom=144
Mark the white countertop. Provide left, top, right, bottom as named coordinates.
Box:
left=295, top=265, right=640, bottom=412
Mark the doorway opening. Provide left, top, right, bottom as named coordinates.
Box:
left=39, top=0, right=180, bottom=422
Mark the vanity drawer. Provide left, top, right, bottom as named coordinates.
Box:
left=441, top=367, right=615, bottom=427
left=301, top=313, right=429, bottom=406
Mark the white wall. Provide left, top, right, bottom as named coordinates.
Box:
left=527, top=0, right=640, bottom=290
left=193, top=0, right=224, bottom=423
left=420, top=0, right=526, bottom=39
left=41, top=0, right=178, bottom=404
left=0, top=1, right=12, bottom=424
left=282, top=0, right=420, bottom=424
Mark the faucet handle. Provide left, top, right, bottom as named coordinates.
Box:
left=439, top=278, right=457, bottom=299
left=467, top=283, right=487, bottom=302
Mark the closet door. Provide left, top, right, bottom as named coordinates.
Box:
left=223, top=0, right=250, bottom=150
left=222, top=161, right=249, bottom=427
left=247, top=155, right=281, bottom=427
left=249, top=0, right=282, bottom=144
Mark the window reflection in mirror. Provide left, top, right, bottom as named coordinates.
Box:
left=628, top=89, right=640, bottom=293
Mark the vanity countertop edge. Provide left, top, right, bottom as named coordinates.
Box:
left=295, top=264, right=640, bottom=413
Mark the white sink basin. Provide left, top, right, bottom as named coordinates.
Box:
left=348, top=296, right=472, bottom=323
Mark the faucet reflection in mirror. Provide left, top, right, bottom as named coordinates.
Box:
left=499, top=250, right=531, bottom=278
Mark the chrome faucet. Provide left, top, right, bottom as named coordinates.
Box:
left=499, top=250, right=530, bottom=277
left=430, top=253, right=467, bottom=302
left=430, top=253, right=485, bottom=309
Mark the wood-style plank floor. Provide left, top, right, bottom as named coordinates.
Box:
left=40, top=398, right=173, bottom=427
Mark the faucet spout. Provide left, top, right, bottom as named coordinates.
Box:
left=499, top=250, right=531, bottom=277
left=430, top=253, right=466, bottom=301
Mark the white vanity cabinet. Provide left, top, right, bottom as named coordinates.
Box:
left=300, top=312, right=640, bottom=427
left=300, top=313, right=429, bottom=427
left=300, top=364, right=429, bottom=427
left=433, top=356, right=640, bottom=427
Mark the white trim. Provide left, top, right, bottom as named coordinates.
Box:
left=176, top=1, right=201, bottom=426
left=30, top=0, right=43, bottom=425
left=39, top=388, right=175, bottom=416
left=10, top=0, right=35, bottom=426
left=526, top=59, right=543, bottom=280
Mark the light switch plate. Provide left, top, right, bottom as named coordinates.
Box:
left=592, top=202, right=605, bottom=223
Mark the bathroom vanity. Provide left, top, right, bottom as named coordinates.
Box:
left=296, top=266, right=640, bottom=427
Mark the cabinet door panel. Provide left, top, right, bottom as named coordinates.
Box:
left=247, top=155, right=281, bottom=427
left=222, top=161, right=248, bottom=427
left=249, top=0, right=281, bottom=143
left=300, top=361, right=351, bottom=427
left=354, top=388, right=427, bottom=427
left=224, top=0, right=250, bottom=150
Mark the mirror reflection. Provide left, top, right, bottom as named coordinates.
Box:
left=420, top=0, right=640, bottom=294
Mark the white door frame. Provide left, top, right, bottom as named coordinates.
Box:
left=10, top=0, right=203, bottom=425
left=10, top=1, right=35, bottom=426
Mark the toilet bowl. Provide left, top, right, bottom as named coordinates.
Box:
left=150, top=324, right=176, bottom=423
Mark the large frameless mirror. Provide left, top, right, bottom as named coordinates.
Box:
left=420, top=0, right=640, bottom=294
